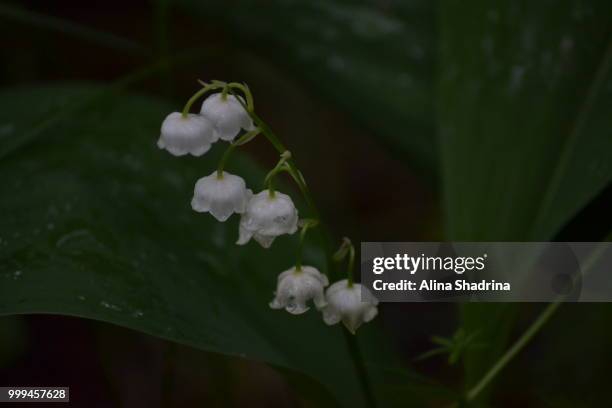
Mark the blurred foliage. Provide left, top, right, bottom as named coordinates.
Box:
left=439, top=0, right=612, bottom=404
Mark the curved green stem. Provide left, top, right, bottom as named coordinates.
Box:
left=242, top=106, right=321, bottom=222
left=264, top=151, right=292, bottom=198
left=228, top=82, right=254, bottom=111
left=197, top=80, right=254, bottom=112
left=182, top=82, right=222, bottom=117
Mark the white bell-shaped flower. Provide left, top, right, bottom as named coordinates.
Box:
left=237, top=190, right=298, bottom=248
left=269, top=266, right=329, bottom=314
left=322, top=279, right=379, bottom=334
left=200, top=93, right=255, bottom=142
left=158, top=112, right=217, bottom=156
left=191, top=171, right=252, bottom=222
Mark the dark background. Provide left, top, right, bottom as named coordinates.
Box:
left=0, top=1, right=611, bottom=407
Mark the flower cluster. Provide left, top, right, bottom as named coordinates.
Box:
left=157, top=80, right=378, bottom=333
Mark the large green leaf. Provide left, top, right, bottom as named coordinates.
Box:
left=0, top=84, right=441, bottom=407
left=438, top=0, right=612, bottom=400
left=177, top=0, right=436, bottom=175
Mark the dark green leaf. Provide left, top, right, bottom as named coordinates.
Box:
left=0, top=84, right=426, bottom=407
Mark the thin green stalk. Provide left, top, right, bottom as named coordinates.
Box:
left=228, top=88, right=375, bottom=408
left=216, top=144, right=235, bottom=178
left=241, top=105, right=320, bottom=221
left=343, top=330, right=378, bottom=408
left=465, top=302, right=560, bottom=402
left=347, top=242, right=355, bottom=286
left=181, top=83, right=221, bottom=117
left=198, top=80, right=254, bottom=112
left=296, top=224, right=309, bottom=270
left=466, top=236, right=612, bottom=402
left=263, top=151, right=292, bottom=198
left=228, top=82, right=255, bottom=111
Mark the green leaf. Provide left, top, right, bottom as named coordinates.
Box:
left=438, top=0, right=612, bottom=400
left=176, top=0, right=437, bottom=175
left=0, top=84, right=421, bottom=407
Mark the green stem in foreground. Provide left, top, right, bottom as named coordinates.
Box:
left=466, top=236, right=612, bottom=402
left=465, top=302, right=560, bottom=402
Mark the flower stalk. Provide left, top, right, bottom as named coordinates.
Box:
left=296, top=219, right=319, bottom=270
left=181, top=82, right=221, bottom=117
left=159, top=80, right=378, bottom=408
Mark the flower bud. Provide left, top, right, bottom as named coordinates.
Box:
left=237, top=190, right=298, bottom=248
left=322, top=280, right=379, bottom=334
left=158, top=112, right=217, bottom=156
left=269, top=266, right=329, bottom=314
left=191, top=171, right=252, bottom=222
left=200, top=93, right=255, bottom=142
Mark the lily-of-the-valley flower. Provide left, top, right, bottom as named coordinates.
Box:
left=158, top=112, right=217, bottom=156
left=200, top=93, right=255, bottom=142
left=191, top=171, right=252, bottom=222
left=322, top=279, right=379, bottom=334
left=269, top=266, right=329, bottom=314
left=237, top=190, right=298, bottom=248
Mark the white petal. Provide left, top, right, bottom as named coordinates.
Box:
left=302, top=266, right=329, bottom=286
left=236, top=223, right=253, bottom=245
left=200, top=94, right=252, bottom=142
left=322, top=307, right=341, bottom=325
left=363, top=305, right=378, bottom=323
left=313, top=293, right=327, bottom=310
left=269, top=297, right=283, bottom=310
left=253, top=233, right=275, bottom=248
left=285, top=302, right=309, bottom=315
left=209, top=202, right=234, bottom=222
left=191, top=197, right=211, bottom=213
left=322, top=281, right=378, bottom=333
left=216, top=121, right=243, bottom=142
left=342, top=316, right=361, bottom=335
left=192, top=171, right=250, bottom=221
left=189, top=143, right=212, bottom=157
